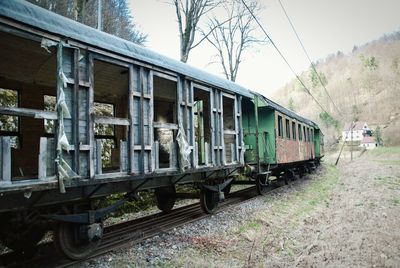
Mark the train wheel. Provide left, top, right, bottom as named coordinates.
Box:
left=54, top=222, right=101, bottom=260
left=155, top=186, right=176, bottom=213
left=256, top=174, right=269, bottom=195
left=200, top=188, right=219, bottom=214
left=0, top=223, right=46, bottom=254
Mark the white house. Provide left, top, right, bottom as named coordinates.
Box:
left=342, top=122, right=371, bottom=142
left=360, top=136, right=377, bottom=149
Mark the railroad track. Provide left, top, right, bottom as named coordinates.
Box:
left=1, top=183, right=281, bottom=268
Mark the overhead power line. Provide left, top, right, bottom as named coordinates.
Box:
left=277, top=0, right=342, bottom=117
left=239, top=0, right=330, bottom=115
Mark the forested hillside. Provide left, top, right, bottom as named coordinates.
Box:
left=270, top=31, right=400, bottom=147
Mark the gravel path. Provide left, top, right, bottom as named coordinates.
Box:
left=77, top=148, right=400, bottom=267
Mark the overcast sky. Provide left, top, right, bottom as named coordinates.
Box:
left=129, top=0, right=400, bottom=96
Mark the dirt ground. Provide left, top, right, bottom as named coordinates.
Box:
left=162, top=147, right=400, bottom=267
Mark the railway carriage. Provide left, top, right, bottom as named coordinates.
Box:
left=0, top=0, right=323, bottom=260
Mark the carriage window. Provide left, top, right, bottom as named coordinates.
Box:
left=44, top=95, right=56, bottom=134
left=94, top=102, right=115, bottom=169
left=277, top=115, right=283, bottom=137
left=153, top=75, right=177, bottom=169
left=223, top=95, right=237, bottom=163
left=303, top=126, right=306, bottom=142
left=298, top=124, right=302, bottom=141
left=307, top=128, right=310, bottom=142
left=0, top=88, right=19, bottom=148
left=194, top=87, right=211, bottom=166
left=93, top=59, right=130, bottom=174
left=292, top=122, right=296, bottom=140
left=285, top=119, right=290, bottom=139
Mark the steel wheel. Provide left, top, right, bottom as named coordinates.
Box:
left=155, top=186, right=176, bottom=213
left=200, top=188, right=219, bottom=214
left=256, top=174, right=269, bottom=195
left=54, top=222, right=101, bottom=260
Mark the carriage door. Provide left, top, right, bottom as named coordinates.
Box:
left=152, top=72, right=178, bottom=172
left=222, top=93, right=241, bottom=165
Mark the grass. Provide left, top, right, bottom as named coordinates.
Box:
left=264, top=164, right=340, bottom=222
left=162, top=164, right=341, bottom=267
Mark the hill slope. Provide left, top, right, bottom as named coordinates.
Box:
left=270, top=31, right=400, bottom=147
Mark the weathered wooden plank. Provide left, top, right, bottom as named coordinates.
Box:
left=38, top=137, right=47, bottom=179
left=95, top=140, right=102, bottom=175
left=94, top=116, right=130, bottom=126
left=73, top=48, right=80, bottom=173
left=153, top=122, right=178, bottom=130
left=210, top=88, right=215, bottom=166
left=153, top=71, right=177, bottom=82
left=139, top=67, right=145, bottom=174
left=0, top=107, right=57, bottom=120
left=204, top=142, right=209, bottom=166
left=223, top=129, right=236, bottom=135
left=120, top=140, right=128, bottom=172
left=2, top=137, right=11, bottom=183
left=129, top=65, right=135, bottom=173
left=88, top=54, right=95, bottom=179
left=194, top=141, right=198, bottom=168
left=154, top=141, right=159, bottom=170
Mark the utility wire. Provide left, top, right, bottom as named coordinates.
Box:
left=239, top=0, right=329, bottom=115
left=277, top=0, right=342, bottom=117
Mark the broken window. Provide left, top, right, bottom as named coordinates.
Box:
left=153, top=75, right=177, bottom=170
left=93, top=59, right=129, bottom=174
left=194, top=86, right=211, bottom=166
left=223, top=95, right=237, bottom=164
left=94, top=102, right=115, bottom=169
left=0, top=31, right=57, bottom=180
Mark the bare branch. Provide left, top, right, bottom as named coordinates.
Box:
left=171, top=0, right=220, bottom=62
left=204, top=0, right=267, bottom=81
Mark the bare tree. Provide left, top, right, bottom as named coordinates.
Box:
left=204, top=0, right=265, bottom=82
left=27, top=0, right=147, bottom=45
left=172, top=0, right=219, bottom=62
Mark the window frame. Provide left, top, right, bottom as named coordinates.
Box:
left=298, top=124, right=302, bottom=141
left=292, top=121, right=296, bottom=140
left=285, top=118, right=290, bottom=139
left=277, top=115, right=283, bottom=138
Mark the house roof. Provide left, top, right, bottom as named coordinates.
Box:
left=361, top=136, right=375, bottom=144
left=0, top=0, right=252, bottom=98
left=343, top=121, right=367, bottom=131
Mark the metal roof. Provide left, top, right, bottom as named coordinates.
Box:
left=0, top=0, right=252, bottom=98
left=254, top=91, right=319, bottom=128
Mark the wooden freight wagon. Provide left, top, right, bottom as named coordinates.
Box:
left=0, top=0, right=250, bottom=259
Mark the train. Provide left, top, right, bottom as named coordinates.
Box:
left=0, top=0, right=323, bottom=260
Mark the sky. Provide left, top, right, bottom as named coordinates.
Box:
left=128, top=0, right=400, bottom=95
